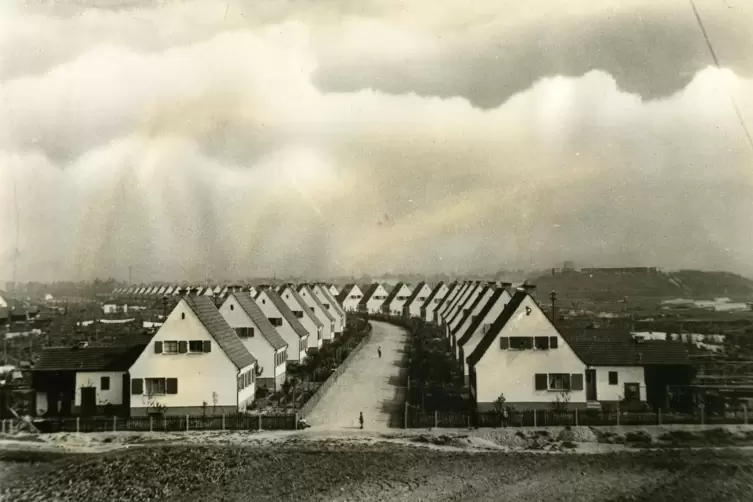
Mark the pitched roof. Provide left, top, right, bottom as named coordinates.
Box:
left=448, top=284, right=483, bottom=327
left=559, top=328, right=692, bottom=366
left=451, top=286, right=492, bottom=334
left=405, top=281, right=427, bottom=306
left=230, top=292, right=288, bottom=350
left=299, top=285, right=336, bottom=322
left=467, top=290, right=528, bottom=366
left=280, top=285, right=323, bottom=328
left=319, top=285, right=346, bottom=317
left=457, top=288, right=507, bottom=347
left=445, top=282, right=476, bottom=321
left=336, top=284, right=356, bottom=303
left=436, top=282, right=464, bottom=316
left=359, top=283, right=380, bottom=306
left=421, top=281, right=446, bottom=309
left=184, top=295, right=256, bottom=369
left=34, top=343, right=147, bottom=372
left=383, top=282, right=407, bottom=305
left=259, top=289, right=310, bottom=339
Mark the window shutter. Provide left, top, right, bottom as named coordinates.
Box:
left=131, top=378, right=143, bottom=395
left=523, top=337, right=534, bottom=349
left=549, top=337, right=558, bottom=349
left=534, top=373, right=547, bottom=390
left=499, top=337, right=509, bottom=349
left=571, top=373, right=584, bottom=391
left=166, top=378, right=178, bottom=394
left=564, top=374, right=572, bottom=390
left=154, top=341, right=163, bottom=354
left=178, top=341, right=187, bottom=354
left=203, top=340, right=211, bottom=353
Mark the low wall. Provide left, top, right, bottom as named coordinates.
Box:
left=299, top=322, right=373, bottom=419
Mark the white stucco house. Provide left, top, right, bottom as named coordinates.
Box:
left=440, top=282, right=476, bottom=329
left=422, top=281, right=452, bottom=323
left=467, top=290, right=692, bottom=411
left=336, top=284, right=363, bottom=312
left=32, top=341, right=148, bottom=417
left=254, top=288, right=309, bottom=362
left=358, top=283, right=389, bottom=314
left=219, top=291, right=288, bottom=391
left=434, top=282, right=466, bottom=325
left=449, top=285, right=495, bottom=355
left=328, top=284, right=339, bottom=297
left=312, top=284, right=345, bottom=336
left=129, top=294, right=257, bottom=416
left=402, top=281, right=432, bottom=319
left=278, top=284, right=323, bottom=349
left=446, top=282, right=485, bottom=338
left=298, top=285, right=336, bottom=343
left=456, top=288, right=512, bottom=382
left=381, top=282, right=413, bottom=316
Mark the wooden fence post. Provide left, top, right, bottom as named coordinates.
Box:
left=149, top=417, right=153, bottom=433
left=434, top=410, right=438, bottom=428
left=222, top=413, right=225, bottom=431
left=616, top=406, right=620, bottom=427
left=404, top=402, right=408, bottom=429
left=700, top=405, right=705, bottom=426
left=163, top=417, right=167, bottom=432
left=186, top=414, right=189, bottom=431
left=744, top=404, right=748, bottom=425
left=574, top=408, right=578, bottom=426
left=295, top=413, right=299, bottom=430
left=258, top=414, right=262, bottom=431
left=76, top=417, right=80, bottom=434
left=113, top=416, right=116, bottom=432
left=658, top=408, right=662, bottom=426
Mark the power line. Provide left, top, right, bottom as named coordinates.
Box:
left=689, top=0, right=753, bottom=152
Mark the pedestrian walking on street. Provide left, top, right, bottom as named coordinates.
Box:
left=359, top=412, right=364, bottom=429
left=378, top=346, right=382, bottom=358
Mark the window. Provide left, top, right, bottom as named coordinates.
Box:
left=608, top=371, right=619, bottom=385
left=100, top=376, right=110, bottom=391
left=163, top=341, right=178, bottom=354
left=293, top=310, right=303, bottom=318
left=534, top=373, right=579, bottom=391
left=548, top=373, right=571, bottom=391
left=534, top=337, right=550, bottom=350
left=146, top=378, right=166, bottom=395
left=549, top=337, right=558, bottom=349
left=509, top=337, right=533, bottom=350
left=189, top=341, right=203, bottom=352
left=181, top=312, right=186, bottom=320
left=236, top=327, right=254, bottom=338
left=269, top=317, right=283, bottom=327
left=230, top=304, right=234, bottom=311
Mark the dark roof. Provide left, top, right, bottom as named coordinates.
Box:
left=421, top=281, right=446, bottom=309
left=280, top=285, right=323, bottom=328
left=336, top=284, right=356, bottom=304
left=559, top=329, right=692, bottom=366
left=383, top=282, right=407, bottom=305
left=405, top=282, right=427, bottom=307
left=318, top=285, right=346, bottom=317
left=437, top=282, right=466, bottom=317
left=467, top=290, right=528, bottom=366
left=445, top=282, right=477, bottom=321
left=457, top=288, right=507, bottom=347
left=184, top=295, right=256, bottom=369
left=447, top=284, right=483, bottom=328
left=359, top=284, right=380, bottom=306
left=230, top=292, right=288, bottom=350
left=451, top=286, right=492, bottom=335
left=259, top=289, right=309, bottom=339
left=34, top=343, right=147, bottom=372
left=299, top=285, right=336, bottom=322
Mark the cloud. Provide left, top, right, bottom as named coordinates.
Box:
left=0, top=0, right=752, bottom=282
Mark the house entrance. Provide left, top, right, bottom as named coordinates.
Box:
left=80, top=387, right=97, bottom=416
left=585, top=369, right=597, bottom=401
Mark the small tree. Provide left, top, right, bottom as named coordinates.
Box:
left=550, top=390, right=572, bottom=411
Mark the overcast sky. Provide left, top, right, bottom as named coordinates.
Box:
left=1, top=0, right=752, bottom=283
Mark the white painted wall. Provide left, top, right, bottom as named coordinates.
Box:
left=437, top=283, right=468, bottom=324
left=279, top=289, right=323, bottom=349
left=459, top=290, right=511, bottom=374
left=254, top=291, right=304, bottom=362
left=340, top=285, right=363, bottom=312
left=474, top=295, right=587, bottom=406
left=75, top=371, right=125, bottom=407
left=219, top=296, right=283, bottom=384
left=129, top=299, right=253, bottom=413
left=406, top=284, right=432, bottom=317
left=385, top=284, right=413, bottom=315
left=299, top=288, right=335, bottom=341
left=422, top=284, right=448, bottom=322
left=365, top=284, right=389, bottom=314
left=595, top=366, right=646, bottom=402
left=444, top=284, right=477, bottom=329
left=449, top=286, right=484, bottom=334
left=313, top=286, right=344, bottom=334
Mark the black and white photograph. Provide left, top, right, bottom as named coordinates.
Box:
left=1, top=0, right=753, bottom=500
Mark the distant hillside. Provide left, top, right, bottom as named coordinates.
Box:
left=529, top=268, right=753, bottom=300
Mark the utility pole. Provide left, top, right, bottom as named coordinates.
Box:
left=549, top=290, right=558, bottom=324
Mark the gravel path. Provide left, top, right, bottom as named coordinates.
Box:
left=306, top=321, right=407, bottom=431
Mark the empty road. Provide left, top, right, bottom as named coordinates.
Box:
left=305, top=321, right=408, bottom=430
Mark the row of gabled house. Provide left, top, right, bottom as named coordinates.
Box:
left=110, top=284, right=341, bottom=300
left=32, top=284, right=346, bottom=418
left=427, top=281, right=695, bottom=412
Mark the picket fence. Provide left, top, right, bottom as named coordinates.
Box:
left=407, top=407, right=752, bottom=429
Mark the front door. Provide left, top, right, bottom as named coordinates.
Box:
left=80, top=387, right=97, bottom=416
left=585, top=369, right=597, bottom=401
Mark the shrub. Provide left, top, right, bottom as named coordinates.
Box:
left=562, top=440, right=577, bottom=449
left=625, top=430, right=652, bottom=443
